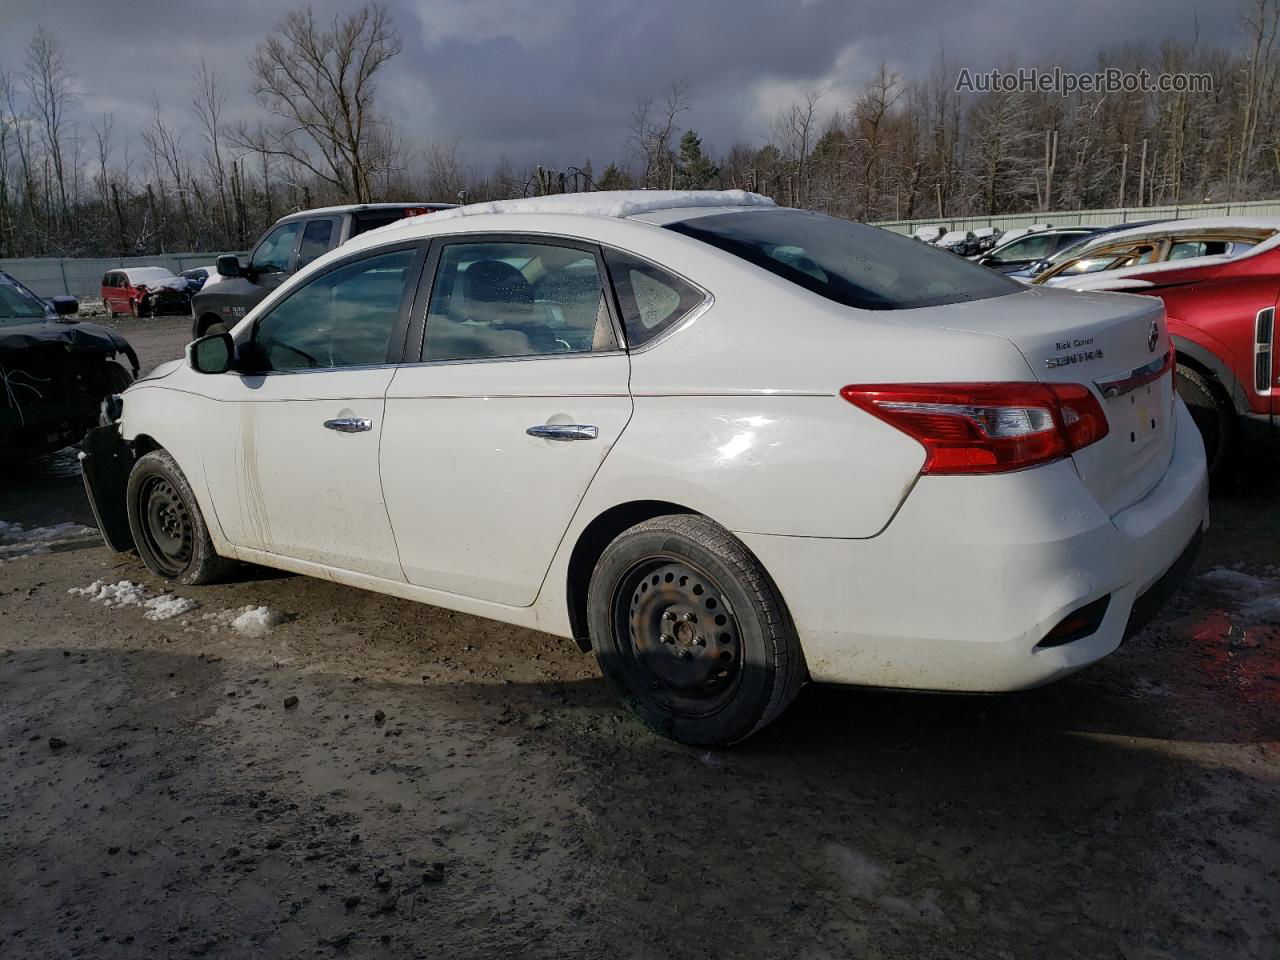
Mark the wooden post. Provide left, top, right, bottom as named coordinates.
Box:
left=1118, top=142, right=1129, bottom=208
left=1137, top=139, right=1148, bottom=209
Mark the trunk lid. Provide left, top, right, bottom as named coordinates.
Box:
left=893, top=286, right=1175, bottom=515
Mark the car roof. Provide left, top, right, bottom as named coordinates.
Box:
left=341, top=190, right=779, bottom=250
left=274, top=202, right=458, bottom=223
left=120, top=266, right=176, bottom=281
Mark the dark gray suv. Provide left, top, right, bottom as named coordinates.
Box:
left=191, top=203, right=454, bottom=338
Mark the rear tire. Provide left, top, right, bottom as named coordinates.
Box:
left=1175, top=363, right=1233, bottom=477
left=126, top=449, right=235, bottom=585
left=586, top=514, right=805, bottom=745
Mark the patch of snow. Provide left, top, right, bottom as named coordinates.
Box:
left=1198, top=566, right=1280, bottom=624
left=201, top=604, right=286, bottom=637
left=0, top=520, right=97, bottom=561
left=143, top=595, right=200, bottom=621
left=68, top=579, right=149, bottom=608
left=420, top=189, right=775, bottom=223
left=67, top=579, right=199, bottom=621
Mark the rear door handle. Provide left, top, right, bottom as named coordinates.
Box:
left=526, top=424, right=599, bottom=441
left=323, top=417, right=373, bottom=433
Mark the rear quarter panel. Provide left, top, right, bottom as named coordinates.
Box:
left=1162, top=276, right=1279, bottom=415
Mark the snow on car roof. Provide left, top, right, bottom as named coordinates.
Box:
left=121, top=267, right=177, bottom=282
left=423, top=190, right=775, bottom=223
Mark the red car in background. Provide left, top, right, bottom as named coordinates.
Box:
left=101, top=267, right=193, bottom=318
left=1061, top=248, right=1278, bottom=474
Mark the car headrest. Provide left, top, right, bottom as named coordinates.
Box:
left=462, top=260, right=533, bottom=305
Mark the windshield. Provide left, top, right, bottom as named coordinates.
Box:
left=0, top=273, right=50, bottom=324
left=667, top=210, right=1020, bottom=310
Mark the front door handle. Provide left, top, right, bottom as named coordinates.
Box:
left=323, top=417, right=373, bottom=433
left=526, top=423, right=599, bottom=441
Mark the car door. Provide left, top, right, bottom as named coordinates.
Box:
left=198, top=242, right=428, bottom=580
left=381, top=235, right=632, bottom=606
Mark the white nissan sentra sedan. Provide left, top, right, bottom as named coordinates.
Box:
left=81, top=190, right=1209, bottom=745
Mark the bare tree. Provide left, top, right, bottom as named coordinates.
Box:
left=24, top=26, right=77, bottom=231
left=193, top=59, right=233, bottom=242
left=236, top=2, right=403, bottom=203
left=628, top=81, right=689, bottom=188
left=772, top=90, right=823, bottom=206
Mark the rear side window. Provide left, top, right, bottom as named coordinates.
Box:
left=423, top=241, right=616, bottom=361
left=667, top=210, right=1020, bottom=310
left=604, top=250, right=705, bottom=347
left=297, top=219, right=335, bottom=268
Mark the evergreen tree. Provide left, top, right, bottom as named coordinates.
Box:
left=595, top=162, right=633, bottom=190
left=676, top=130, right=719, bottom=189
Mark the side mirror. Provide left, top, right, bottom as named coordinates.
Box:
left=187, top=332, right=234, bottom=375
left=216, top=254, right=242, bottom=279
left=977, top=256, right=993, bottom=267
left=50, top=295, right=79, bottom=315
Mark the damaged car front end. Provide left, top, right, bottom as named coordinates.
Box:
left=0, top=271, right=139, bottom=460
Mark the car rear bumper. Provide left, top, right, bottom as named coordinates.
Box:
left=738, top=396, right=1210, bottom=692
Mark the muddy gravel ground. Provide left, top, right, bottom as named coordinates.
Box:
left=1, top=315, right=1278, bottom=959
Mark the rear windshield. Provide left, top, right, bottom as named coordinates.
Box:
left=667, top=210, right=1021, bottom=310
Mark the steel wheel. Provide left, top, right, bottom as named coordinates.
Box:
left=612, top=557, right=742, bottom=720
left=137, top=476, right=193, bottom=578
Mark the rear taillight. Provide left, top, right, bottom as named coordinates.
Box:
left=840, top=382, right=1109, bottom=475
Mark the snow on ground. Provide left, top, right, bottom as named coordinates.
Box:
left=67, top=579, right=199, bottom=621
left=201, top=605, right=287, bottom=637
left=67, top=577, right=287, bottom=634
left=1198, top=566, right=1280, bottom=624
left=0, top=520, right=98, bottom=562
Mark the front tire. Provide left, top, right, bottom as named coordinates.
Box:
left=586, top=514, right=805, bottom=745
left=1175, top=363, right=1233, bottom=477
left=126, top=449, right=234, bottom=584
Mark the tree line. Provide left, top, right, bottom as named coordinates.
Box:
left=1, top=1, right=1278, bottom=259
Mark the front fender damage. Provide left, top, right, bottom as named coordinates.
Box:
left=80, top=422, right=136, bottom=552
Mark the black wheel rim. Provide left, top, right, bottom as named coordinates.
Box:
left=138, top=476, right=193, bottom=577
left=611, top=557, right=742, bottom=720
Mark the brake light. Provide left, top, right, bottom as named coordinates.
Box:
left=401, top=207, right=433, bottom=218
left=840, top=382, right=1109, bottom=475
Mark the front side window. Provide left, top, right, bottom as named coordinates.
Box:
left=422, top=241, right=616, bottom=361
left=252, top=248, right=415, bottom=372
left=0, top=272, right=50, bottom=323
left=669, top=209, right=1020, bottom=310
left=297, top=219, right=336, bottom=269
left=251, top=222, right=302, bottom=275
left=604, top=249, right=705, bottom=347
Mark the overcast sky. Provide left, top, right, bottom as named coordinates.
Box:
left=0, top=0, right=1240, bottom=175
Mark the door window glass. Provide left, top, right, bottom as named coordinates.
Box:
left=251, top=222, right=302, bottom=275
left=423, top=242, right=616, bottom=361
left=297, top=219, right=335, bottom=269
left=604, top=249, right=706, bottom=347
left=253, top=248, right=415, bottom=372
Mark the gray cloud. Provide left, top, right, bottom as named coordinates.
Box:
left=0, top=0, right=1241, bottom=177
